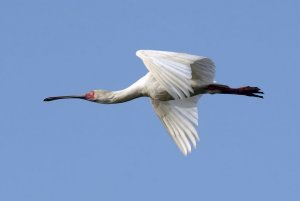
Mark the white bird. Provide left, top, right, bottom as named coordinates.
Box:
left=44, top=50, right=263, bottom=155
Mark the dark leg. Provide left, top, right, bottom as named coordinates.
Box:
left=235, top=86, right=264, bottom=98
left=207, top=84, right=264, bottom=98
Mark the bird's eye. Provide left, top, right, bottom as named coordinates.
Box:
left=85, top=91, right=95, bottom=100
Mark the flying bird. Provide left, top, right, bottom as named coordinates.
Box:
left=44, top=50, right=263, bottom=155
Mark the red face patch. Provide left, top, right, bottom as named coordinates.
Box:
left=85, top=91, right=95, bottom=100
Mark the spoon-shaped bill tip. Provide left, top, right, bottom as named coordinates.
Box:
left=44, top=97, right=56, bottom=101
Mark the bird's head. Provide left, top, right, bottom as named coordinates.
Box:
left=87, top=90, right=114, bottom=103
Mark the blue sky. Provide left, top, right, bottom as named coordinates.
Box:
left=0, top=0, right=299, bottom=200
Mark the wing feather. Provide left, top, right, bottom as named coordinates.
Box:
left=163, top=118, right=187, bottom=155
left=137, top=50, right=215, bottom=154
left=151, top=96, right=201, bottom=155
left=137, top=50, right=215, bottom=99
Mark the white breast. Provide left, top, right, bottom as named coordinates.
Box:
left=136, top=73, right=172, bottom=101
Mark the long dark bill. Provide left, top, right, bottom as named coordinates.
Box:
left=43, top=95, right=86, bottom=102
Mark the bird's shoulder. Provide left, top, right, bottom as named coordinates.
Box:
left=140, top=73, right=173, bottom=101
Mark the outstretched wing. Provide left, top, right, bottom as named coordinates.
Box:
left=136, top=50, right=215, bottom=99
left=151, top=96, right=200, bottom=155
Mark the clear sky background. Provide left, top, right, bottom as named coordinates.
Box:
left=0, top=0, right=299, bottom=201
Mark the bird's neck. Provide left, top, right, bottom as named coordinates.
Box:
left=112, top=88, right=144, bottom=103
left=105, top=75, right=150, bottom=104
left=99, top=82, right=145, bottom=104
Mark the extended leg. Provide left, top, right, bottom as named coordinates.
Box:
left=207, top=84, right=264, bottom=98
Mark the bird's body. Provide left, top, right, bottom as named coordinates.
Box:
left=44, top=50, right=263, bottom=155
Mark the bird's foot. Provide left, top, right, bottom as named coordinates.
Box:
left=236, top=86, right=264, bottom=98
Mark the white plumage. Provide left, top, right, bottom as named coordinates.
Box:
left=136, top=50, right=215, bottom=99
left=136, top=50, right=215, bottom=155
left=44, top=50, right=263, bottom=155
